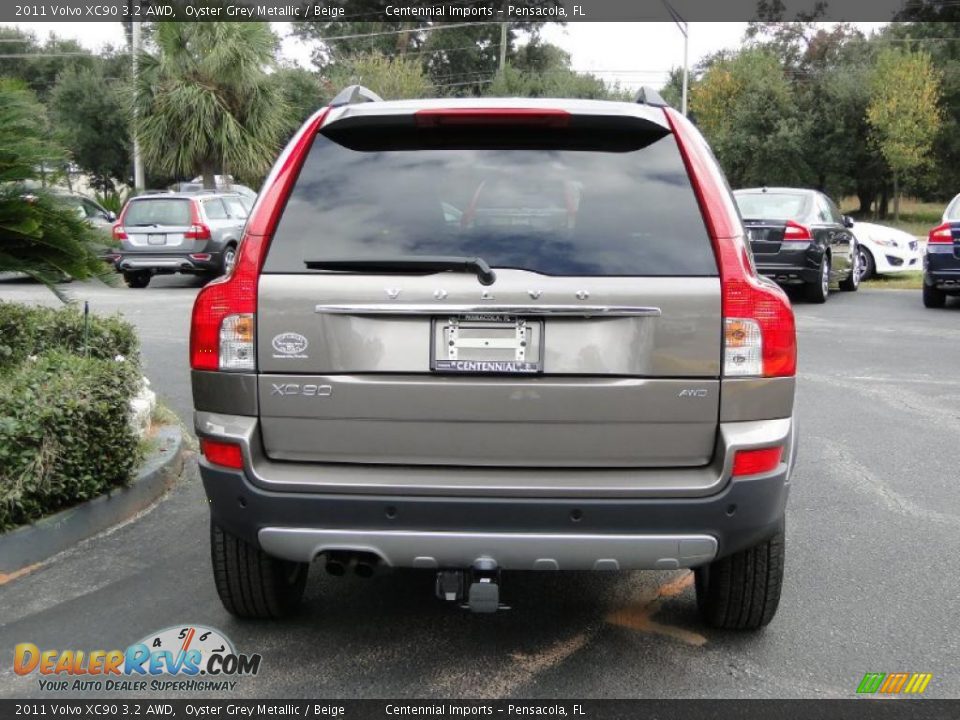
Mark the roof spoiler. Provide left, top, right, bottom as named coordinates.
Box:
left=635, top=86, right=670, bottom=108
left=330, top=84, right=384, bottom=107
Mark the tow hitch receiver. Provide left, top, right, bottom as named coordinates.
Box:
left=435, top=558, right=507, bottom=613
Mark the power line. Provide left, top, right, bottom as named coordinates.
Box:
left=320, top=22, right=499, bottom=43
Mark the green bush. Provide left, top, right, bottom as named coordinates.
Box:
left=0, top=351, right=142, bottom=531
left=0, top=301, right=138, bottom=372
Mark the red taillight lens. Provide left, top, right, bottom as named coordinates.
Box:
left=928, top=223, right=954, bottom=244
left=190, top=106, right=330, bottom=372
left=732, top=446, right=783, bottom=477
left=200, top=438, right=243, bottom=469
left=112, top=224, right=127, bottom=241
left=665, top=108, right=796, bottom=378
left=185, top=223, right=211, bottom=240
left=783, top=220, right=812, bottom=241
left=415, top=108, right=570, bottom=128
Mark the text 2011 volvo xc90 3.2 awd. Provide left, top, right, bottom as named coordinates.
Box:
left=191, top=86, right=798, bottom=630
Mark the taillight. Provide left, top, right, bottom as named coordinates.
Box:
left=415, top=108, right=570, bottom=127
left=200, top=438, right=243, bottom=469
left=185, top=223, right=211, bottom=240
left=781, top=220, right=813, bottom=251
left=928, top=223, right=955, bottom=244
left=665, top=108, right=796, bottom=378
left=732, top=446, right=783, bottom=477
left=112, top=223, right=127, bottom=241
left=190, top=106, right=330, bottom=372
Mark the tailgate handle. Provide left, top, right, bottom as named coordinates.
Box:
left=314, top=304, right=661, bottom=318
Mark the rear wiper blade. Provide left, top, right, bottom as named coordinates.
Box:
left=304, top=256, right=497, bottom=286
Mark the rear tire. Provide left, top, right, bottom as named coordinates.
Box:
left=210, top=521, right=308, bottom=619
left=923, top=280, right=947, bottom=309
left=695, top=527, right=785, bottom=630
left=858, top=247, right=875, bottom=282
left=218, top=244, right=237, bottom=277
left=804, top=256, right=830, bottom=303
left=123, top=271, right=151, bottom=289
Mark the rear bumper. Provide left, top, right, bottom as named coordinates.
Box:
left=198, top=413, right=796, bottom=570
left=112, top=250, right=222, bottom=274
left=925, top=249, right=960, bottom=291
left=755, top=248, right=821, bottom=285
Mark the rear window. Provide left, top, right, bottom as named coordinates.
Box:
left=263, top=124, right=717, bottom=277
left=124, top=199, right=191, bottom=227
left=735, top=192, right=809, bottom=221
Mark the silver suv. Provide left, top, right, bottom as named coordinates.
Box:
left=111, top=191, right=252, bottom=288
left=191, top=87, right=798, bottom=629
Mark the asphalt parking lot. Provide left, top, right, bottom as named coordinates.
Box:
left=1, top=275, right=958, bottom=699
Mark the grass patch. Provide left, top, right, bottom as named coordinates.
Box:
left=862, top=271, right=924, bottom=290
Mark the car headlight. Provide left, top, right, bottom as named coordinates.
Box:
left=873, top=238, right=898, bottom=248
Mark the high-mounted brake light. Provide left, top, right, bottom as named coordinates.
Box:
left=200, top=438, right=243, bottom=469
left=732, top=446, right=783, bottom=477
left=928, top=223, right=955, bottom=244
left=190, top=106, right=331, bottom=372
left=665, top=109, right=796, bottom=378
left=415, top=108, right=570, bottom=128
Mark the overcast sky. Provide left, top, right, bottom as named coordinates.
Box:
left=2, top=21, right=888, bottom=90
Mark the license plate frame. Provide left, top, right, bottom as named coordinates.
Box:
left=147, top=234, right=166, bottom=246
left=431, top=314, right=544, bottom=374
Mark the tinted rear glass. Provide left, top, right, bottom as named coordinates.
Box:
left=735, top=192, right=809, bottom=221
left=263, top=126, right=717, bottom=277
left=124, top=199, right=191, bottom=226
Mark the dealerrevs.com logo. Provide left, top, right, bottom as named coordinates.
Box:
left=14, top=625, right=261, bottom=692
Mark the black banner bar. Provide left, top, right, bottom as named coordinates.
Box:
left=0, top=0, right=944, bottom=24
left=1, top=700, right=958, bottom=720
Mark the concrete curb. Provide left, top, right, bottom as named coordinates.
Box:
left=0, top=424, right=184, bottom=575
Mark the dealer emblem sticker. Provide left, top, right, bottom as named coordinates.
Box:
left=272, top=332, right=309, bottom=359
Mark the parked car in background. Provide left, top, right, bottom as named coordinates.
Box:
left=110, top=191, right=252, bottom=288
left=851, top=222, right=922, bottom=280
left=191, top=88, right=798, bottom=629
left=941, top=193, right=960, bottom=223
left=923, top=221, right=960, bottom=307
left=171, top=176, right=257, bottom=201
left=55, top=193, right=116, bottom=232
left=734, top=187, right=860, bottom=303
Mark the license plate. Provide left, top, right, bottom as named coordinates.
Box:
left=432, top=314, right=543, bottom=374
left=147, top=234, right=166, bottom=245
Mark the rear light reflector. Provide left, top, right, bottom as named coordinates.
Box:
left=185, top=223, right=211, bottom=240
left=189, top=253, right=212, bottom=261
left=928, top=223, right=955, bottom=244
left=112, top=224, right=127, bottom=241
left=415, top=108, right=570, bottom=127
left=724, top=318, right=763, bottom=376
left=200, top=438, right=243, bottom=469
left=219, top=313, right=255, bottom=371
left=732, top=446, right=783, bottom=477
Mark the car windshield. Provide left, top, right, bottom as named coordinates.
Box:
left=124, top=199, right=191, bottom=226
left=735, top=192, right=808, bottom=221
left=263, top=127, right=717, bottom=277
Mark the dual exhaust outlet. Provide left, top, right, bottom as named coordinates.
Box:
left=324, top=551, right=379, bottom=578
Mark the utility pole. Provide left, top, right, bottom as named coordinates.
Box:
left=131, top=14, right=145, bottom=192
left=662, top=0, right=689, bottom=116
left=499, top=22, right=507, bottom=74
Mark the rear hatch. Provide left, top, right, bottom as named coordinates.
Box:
left=120, top=197, right=196, bottom=252
left=256, top=106, right=722, bottom=468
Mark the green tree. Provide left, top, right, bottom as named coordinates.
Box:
left=275, top=66, right=327, bottom=130
left=49, top=66, right=131, bottom=192
left=689, top=50, right=810, bottom=188
left=866, top=48, right=943, bottom=220
left=325, top=52, right=430, bottom=100
left=0, top=27, right=96, bottom=101
left=0, top=80, right=108, bottom=295
left=132, top=22, right=292, bottom=189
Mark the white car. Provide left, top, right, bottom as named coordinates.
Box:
left=942, top=193, right=960, bottom=222
left=852, top=221, right=922, bottom=280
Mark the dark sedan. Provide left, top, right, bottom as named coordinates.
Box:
left=734, top=187, right=860, bottom=303
left=923, top=222, right=960, bottom=307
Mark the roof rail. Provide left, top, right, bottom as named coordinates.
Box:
left=635, top=86, right=670, bottom=108
left=330, top=84, right=383, bottom=107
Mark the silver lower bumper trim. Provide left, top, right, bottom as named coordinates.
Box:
left=257, top=528, right=718, bottom=571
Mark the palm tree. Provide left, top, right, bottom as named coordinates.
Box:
left=0, top=79, right=109, bottom=297
left=133, top=23, right=292, bottom=189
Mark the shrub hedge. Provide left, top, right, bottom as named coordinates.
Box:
left=0, top=303, right=143, bottom=531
